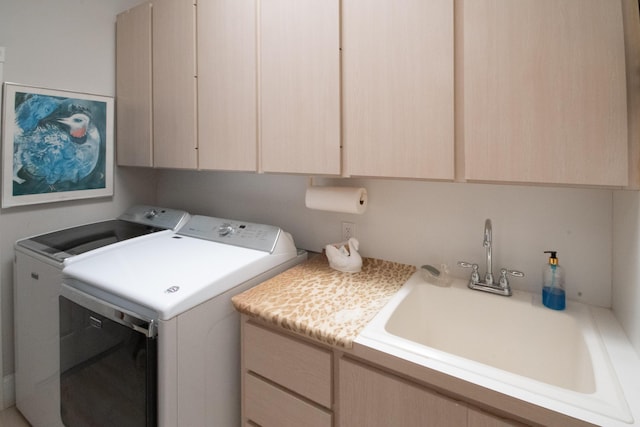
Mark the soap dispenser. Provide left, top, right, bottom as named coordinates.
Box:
left=542, top=251, right=566, bottom=310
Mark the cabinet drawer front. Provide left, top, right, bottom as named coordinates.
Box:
left=244, top=322, right=332, bottom=407
left=246, top=373, right=332, bottom=427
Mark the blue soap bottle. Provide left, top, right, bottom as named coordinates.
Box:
left=542, top=251, right=565, bottom=310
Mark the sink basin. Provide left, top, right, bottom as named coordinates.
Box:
left=356, top=273, right=633, bottom=425
left=386, top=278, right=594, bottom=392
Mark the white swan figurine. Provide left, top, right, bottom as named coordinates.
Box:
left=325, top=237, right=363, bottom=273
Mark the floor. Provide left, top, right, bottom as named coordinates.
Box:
left=0, top=407, right=30, bottom=427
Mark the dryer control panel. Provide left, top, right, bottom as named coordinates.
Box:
left=177, top=215, right=282, bottom=253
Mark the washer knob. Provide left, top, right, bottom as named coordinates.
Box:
left=145, top=209, right=158, bottom=219
left=218, top=223, right=234, bottom=236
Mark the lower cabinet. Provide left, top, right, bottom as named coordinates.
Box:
left=240, top=316, right=528, bottom=427
left=339, top=357, right=466, bottom=426
left=241, top=319, right=333, bottom=426
left=467, top=407, right=527, bottom=427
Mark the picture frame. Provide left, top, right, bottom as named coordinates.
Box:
left=1, top=83, right=114, bottom=207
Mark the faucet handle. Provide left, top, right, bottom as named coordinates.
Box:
left=457, top=261, right=475, bottom=269
left=499, top=268, right=524, bottom=288
left=458, top=261, right=480, bottom=284
left=504, top=268, right=524, bottom=278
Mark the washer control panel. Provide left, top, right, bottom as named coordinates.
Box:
left=177, top=215, right=282, bottom=253
left=118, top=205, right=191, bottom=231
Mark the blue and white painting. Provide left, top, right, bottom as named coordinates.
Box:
left=2, top=83, right=113, bottom=207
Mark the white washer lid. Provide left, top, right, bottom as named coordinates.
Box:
left=62, top=232, right=278, bottom=320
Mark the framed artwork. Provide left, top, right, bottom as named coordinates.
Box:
left=1, top=83, right=114, bottom=207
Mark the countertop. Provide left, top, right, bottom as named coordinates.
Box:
left=232, top=254, right=640, bottom=427
left=231, top=254, right=416, bottom=348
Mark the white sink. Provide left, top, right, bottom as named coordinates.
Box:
left=356, top=273, right=633, bottom=425
left=385, top=278, right=594, bottom=393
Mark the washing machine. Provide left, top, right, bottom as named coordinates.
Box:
left=60, top=214, right=306, bottom=427
left=14, top=205, right=190, bottom=427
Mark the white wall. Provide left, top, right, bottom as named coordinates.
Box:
left=160, top=171, right=640, bottom=354
left=613, top=191, right=640, bottom=355
left=0, top=0, right=157, bottom=406
left=158, top=170, right=614, bottom=306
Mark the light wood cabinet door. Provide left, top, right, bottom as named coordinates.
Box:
left=116, top=2, right=152, bottom=167
left=259, top=0, right=341, bottom=174
left=339, top=357, right=467, bottom=426
left=343, top=0, right=454, bottom=179
left=152, top=0, right=197, bottom=169
left=468, top=407, right=527, bottom=427
left=463, top=0, right=628, bottom=186
left=198, top=0, right=257, bottom=171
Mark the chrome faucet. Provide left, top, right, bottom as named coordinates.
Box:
left=483, top=219, right=494, bottom=285
left=458, top=218, right=524, bottom=296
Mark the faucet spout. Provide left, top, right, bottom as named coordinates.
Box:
left=484, top=219, right=494, bottom=285
left=458, top=218, right=524, bottom=296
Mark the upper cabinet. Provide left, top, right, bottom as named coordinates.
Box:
left=198, top=0, right=257, bottom=171
left=152, top=0, right=198, bottom=169
left=462, top=0, right=629, bottom=186
left=259, top=0, right=341, bottom=175
left=342, top=0, right=455, bottom=180
left=116, top=2, right=153, bottom=167
left=116, top=0, right=636, bottom=187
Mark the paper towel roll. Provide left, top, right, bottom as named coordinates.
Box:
left=305, top=186, right=368, bottom=214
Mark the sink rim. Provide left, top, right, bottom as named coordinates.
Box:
left=355, top=272, right=633, bottom=425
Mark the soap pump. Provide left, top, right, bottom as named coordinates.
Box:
left=542, top=251, right=566, bottom=310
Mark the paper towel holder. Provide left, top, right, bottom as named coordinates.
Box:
left=304, top=179, right=369, bottom=214
left=307, top=177, right=367, bottom=206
